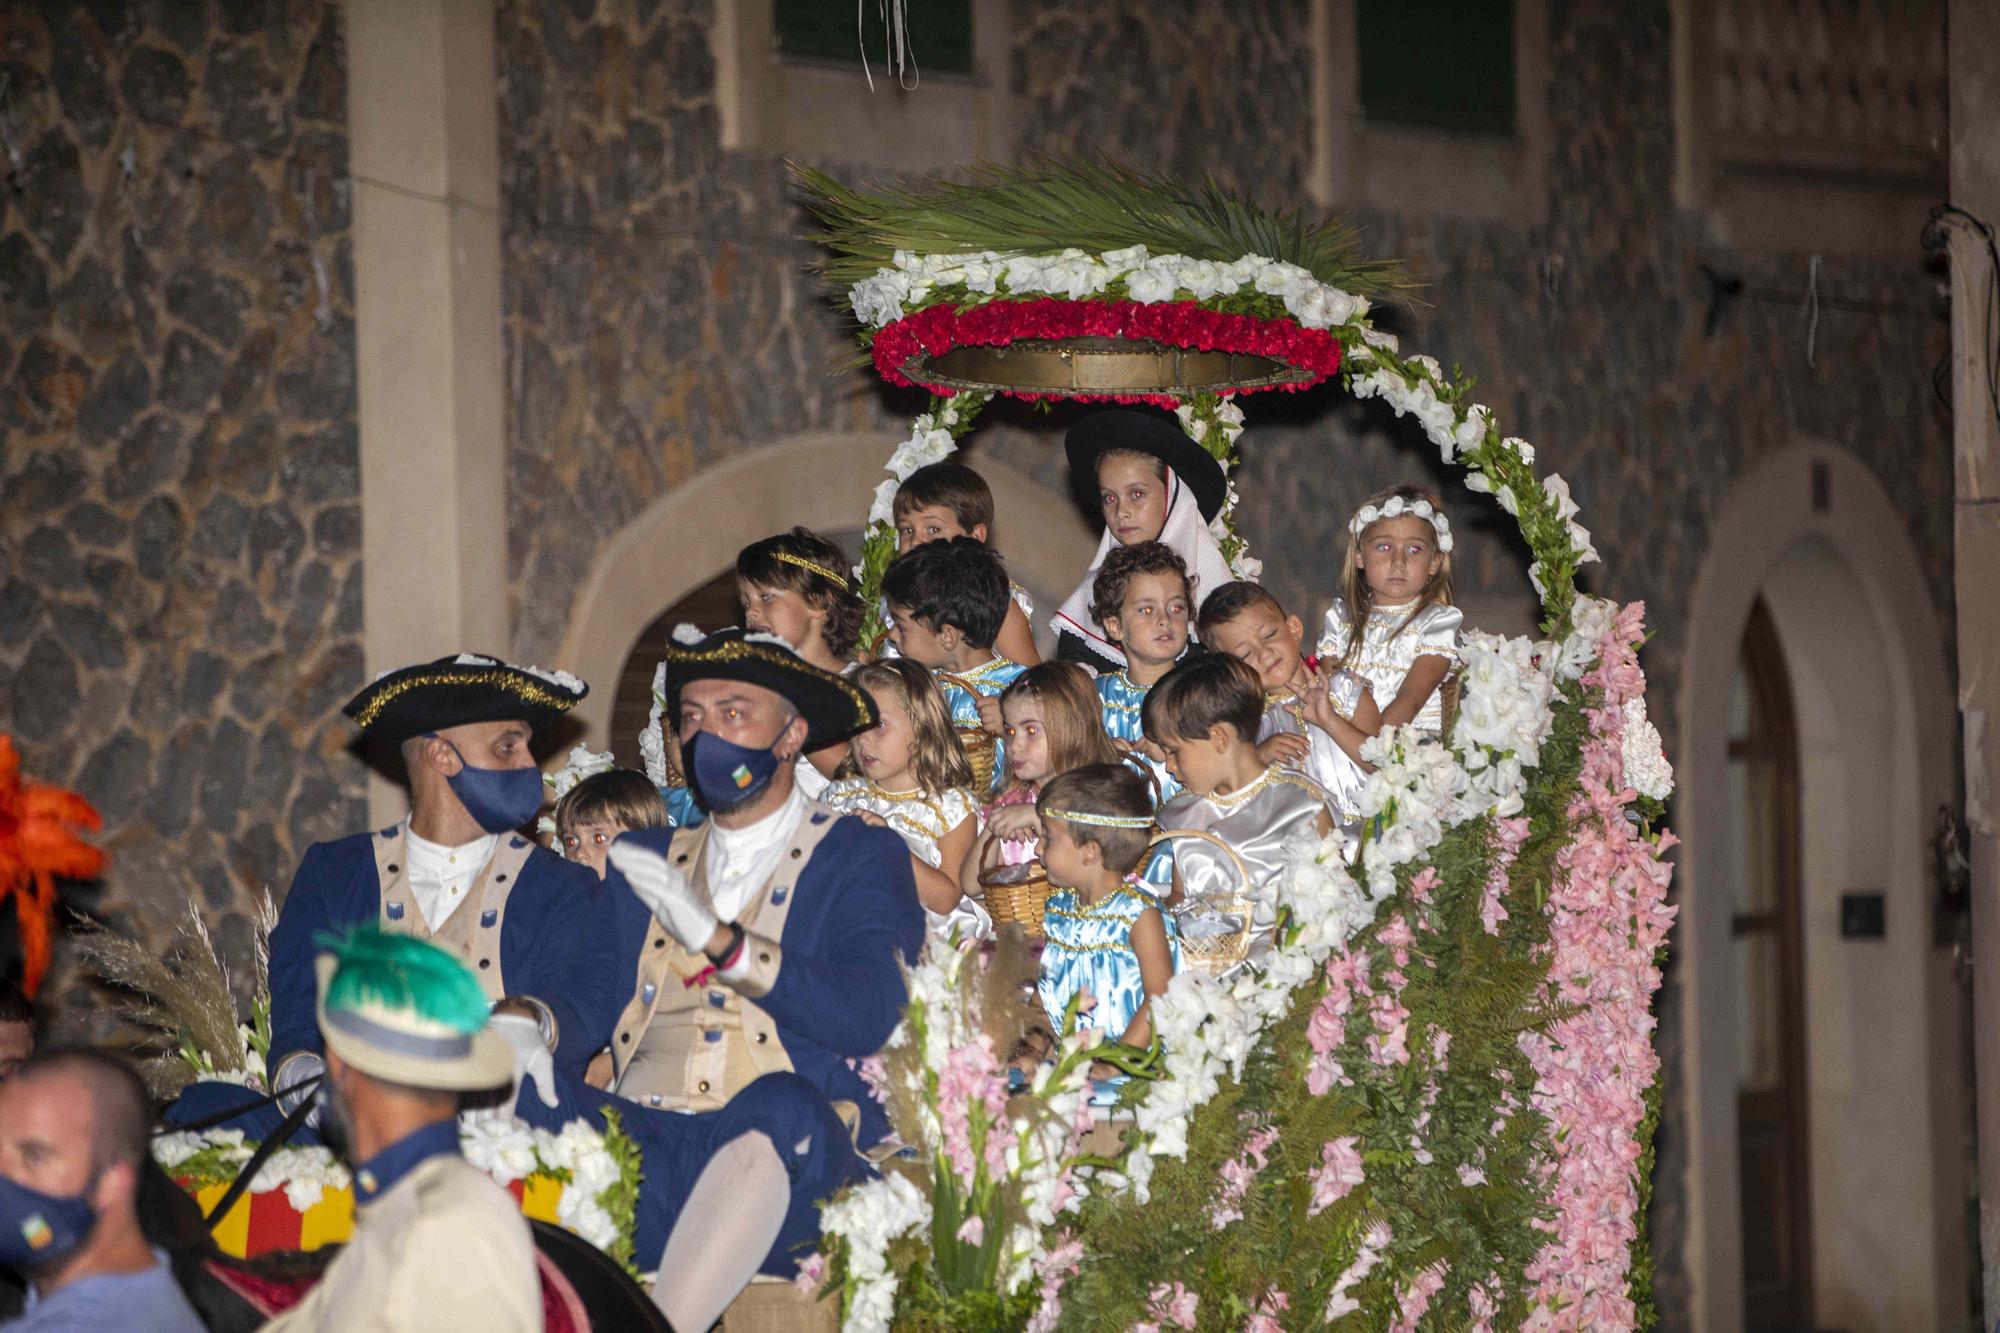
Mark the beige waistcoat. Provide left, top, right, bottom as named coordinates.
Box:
left=609, top=811, right=838, bottom=1111
left=373, top=827, right=535, bottom=1004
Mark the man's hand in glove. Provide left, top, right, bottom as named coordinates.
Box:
left=608, top=838, right=725, bottom=954
left=490, top=1012, right=558, bottom=1109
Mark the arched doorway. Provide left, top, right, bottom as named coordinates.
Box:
left=554, top=433, right=1098, bottom=757
left=1680, top=443, right=1964, bottom=1331
left=1727, top=599, right=1810, bottom=1330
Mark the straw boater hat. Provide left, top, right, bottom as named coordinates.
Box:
left=342, top=652, right=588, bottom=746
left=314, top=931, right=513, bottom=1092
left=661, top=625, right=877, bottom=750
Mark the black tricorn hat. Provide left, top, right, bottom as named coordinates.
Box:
left=343, top=653, right=588, bottom=746
left=662, top=626, right=877, bottom=750
left=1064, top=408, right=1229, bottom=523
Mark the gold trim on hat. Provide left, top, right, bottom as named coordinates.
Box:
left=665, top=639, right=873, bottom=727
left=350, top=669, right=582, bottom=730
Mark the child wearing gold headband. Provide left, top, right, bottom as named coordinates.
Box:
left=736, top=527, right=865, bottom=800
left=1030, top=764, right=1180, bottom=1078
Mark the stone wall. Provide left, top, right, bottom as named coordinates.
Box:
left=0, top=2, right=361, bottom=1026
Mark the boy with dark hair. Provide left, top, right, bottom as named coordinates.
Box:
left=881, top=537, right=1027, bottom=792
left=892, top=461, right=1040, bottom=665
left=1089, top=541, right=1195, bottom=803
left=1194, top=579, right=1376, bottom=827
left=1144, top=654, right=1339, bottom=966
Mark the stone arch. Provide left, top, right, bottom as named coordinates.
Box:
left=552, top=432, right=1098, bottom=752
left=1678, top=440, right=1961, bottom=1330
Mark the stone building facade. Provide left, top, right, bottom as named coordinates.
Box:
left=0, top=0, right=1968, bottom=1327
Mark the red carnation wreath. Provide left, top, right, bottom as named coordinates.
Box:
left=871, top=297, right=1345, bottom=408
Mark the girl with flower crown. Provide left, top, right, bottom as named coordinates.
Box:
left=1318, top=484, right=1464, bottom=738
left=820, top=659, right=986, bottom=943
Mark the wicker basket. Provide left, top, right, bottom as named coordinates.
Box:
left=937, top=671, right=1001, bottom=791
left=977, top=836, right=1053, bottom=938
left=1150, top=828, right=1256, bottom=974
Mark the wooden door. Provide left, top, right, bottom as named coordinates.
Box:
left=1729, top=599, right=1813, bottom=1331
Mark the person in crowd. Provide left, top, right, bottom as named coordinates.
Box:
left=737, top=526, right=868, bottom=798
left=552, top=768, right=671, bottom=880
left=1198, top=581, right=1378, bottom=831
left=1051, top=409, right=1233, bottom=674
left=170, top=653, right=610, bottom=1134
left=592, top=627, right=923, bottom=1331
left=891, top=461, right=1041, bottom=666
left=1089, top=541, right=1199, bottom=805
left=821, top=660, right=983, bottom=943
left=1318, top=484, right=1464, bottom=739
left=1030, top=764, right=1179, bottom=1081
left=881, top=537, right=1027, bottom=794
left=0, top=987, right=34, bottom=1083
left=0, top=1050, right=203, bottom=1331
left=551, top=767, right=671, bottom=1088
left=1144, top=655, right=1338, bottom=964
left=961, top=663, right=1119, bottom=900
left=259, top=928, right=538, bottom=1332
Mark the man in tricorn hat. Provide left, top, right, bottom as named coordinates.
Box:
left=172, top=652, right=605, bottom=1130
left=261, top=926, right=538, bottom=1331
left=543, top=626, right=924, bottom=1330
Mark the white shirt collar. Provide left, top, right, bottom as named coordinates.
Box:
left=704, top=785, right=809, bottom=922
left=403, top=820, right=500, bottom=931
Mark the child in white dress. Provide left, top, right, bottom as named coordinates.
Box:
left=1317, top=485, right=1464, bottom=739
left=821, top=659, right=984, bottom=942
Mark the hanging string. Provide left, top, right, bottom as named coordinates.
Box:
left=857, top=0, right=919, bottom=93
left=1802, top=254, right=1821, bottom=370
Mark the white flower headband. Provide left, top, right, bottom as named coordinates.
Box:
left=1350, top=495, right=1453, bottom=553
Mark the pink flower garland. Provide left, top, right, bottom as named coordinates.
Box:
left=1520, top=603, right=1677, bottom=1329
left=869, top=298, right=1345, bottom=407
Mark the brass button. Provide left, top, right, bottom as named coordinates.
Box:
left=759, top=952, right=770, bottom=964
left=697, top=1080, right=710, bottom=1093
left=755, top=1033, right=768, bottom=1044
left=619, top=1032, right=631, bottom=1044
left=478, top=958, right=491, bottom=969
left=386, top=864, right=399, bottom=873
left=790, top=849, right=802, bottom=859
left=653, top=938, right=666, bottom=949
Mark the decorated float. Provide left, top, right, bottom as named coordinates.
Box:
left=792, top=159, right=1677, bottom=1331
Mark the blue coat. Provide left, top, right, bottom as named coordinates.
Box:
left=594, top=812, right=924, bottom=1148
left=267, top=828, right=613, bottom=1075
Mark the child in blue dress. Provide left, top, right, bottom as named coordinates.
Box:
left=1033, top=764, right=1180, bottom=1076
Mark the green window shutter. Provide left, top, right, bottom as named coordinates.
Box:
left=1356, top=0, right=1516, bottom=136
left=774, top=0, right=976, bottom=76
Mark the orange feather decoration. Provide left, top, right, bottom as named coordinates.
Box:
left=0, top=735, right=108, bottom=995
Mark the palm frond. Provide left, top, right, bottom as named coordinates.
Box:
left=795, top=154, right=1409, bottom=299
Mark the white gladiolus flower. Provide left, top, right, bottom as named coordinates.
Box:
left=867, top=478, right=900, bottom=526
left=1624, top=698, right=1674, bottom=800
left=1124, top=262, right=1180, bottom=303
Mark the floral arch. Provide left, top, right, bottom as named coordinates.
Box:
left=798, top=160, right=1676, bottom=1331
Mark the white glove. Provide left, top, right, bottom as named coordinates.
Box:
left=608, top=838, right=722, bottom=954
left=490, top=1012, right=558, bottom=1109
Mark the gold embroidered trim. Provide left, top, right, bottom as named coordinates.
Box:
left=664, top=640, right=873, bottom=726
left=350, top=670, right=581, bottom=729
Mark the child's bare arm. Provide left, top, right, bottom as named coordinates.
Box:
left=959, top=826, right=992, bottom=898
left=917, top=815, right=977, bottom=914
left=996, top=601, right=1042, bottom=666
left=1114, top=907, right=1176, bottom=1051
left=1380, top=654, right=1452, bottom=729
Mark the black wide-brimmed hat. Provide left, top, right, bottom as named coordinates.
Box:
left=663, top=626, right=876, bottom=750
left=1064, top=408, right=1229, bottom=522
left=343, top=653, right=588, bottom=746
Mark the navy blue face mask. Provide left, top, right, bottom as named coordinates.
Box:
left=429, top=735, right=545, bottom=834
left=0, top=1171, right=96, bottom=1272
left=681, top=730, right=785, bottom=814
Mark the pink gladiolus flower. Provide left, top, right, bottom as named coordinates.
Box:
left=793, top=1251, right=826, bottom=1293
left=1146, top=1281, right=1199, bottom=1328
left=956, top=1215, right=985, bottom=1246
left=1307, top=1135, right=1365, bottom=1215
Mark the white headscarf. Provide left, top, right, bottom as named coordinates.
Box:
left=1049, top=463, right=1235, bottom=667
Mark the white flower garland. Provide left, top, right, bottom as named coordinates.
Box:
left=639, top=662, right=670, bottom=788
left=1349, top=493, right=1454, bottom=552
left=153, top=1112, right=629, bottom=1254
left=846, top=246, right=1371, bottom=334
